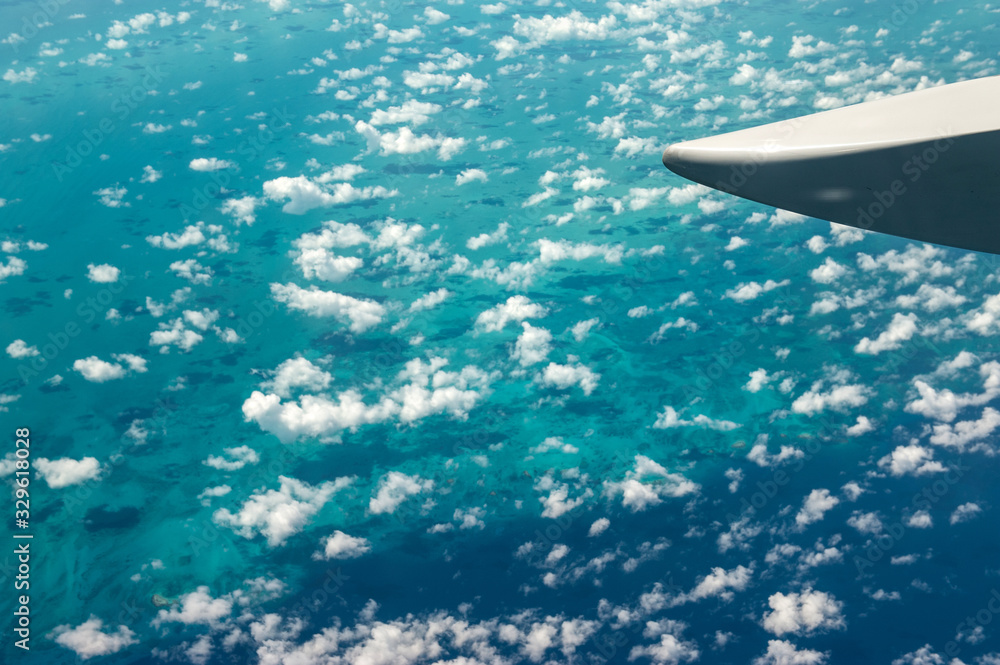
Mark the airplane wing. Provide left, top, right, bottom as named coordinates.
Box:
left=661, top=76, right=1000, bottom=254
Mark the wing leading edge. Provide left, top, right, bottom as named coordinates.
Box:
left=661, top=76, right=1000, bottom=255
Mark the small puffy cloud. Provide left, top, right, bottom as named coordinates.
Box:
left=744, top=369, right=771, bottom=393
left=588, top=517, right=610, bottom=537
left=877, top=444, right=945, bottom=477
left=204, top=445, right=259, bottom=471
left=930, top=407, right=1000, bottom=449
left=294, top=248, right=363, bottom=282
left=0, top=256, right=26, bottom=282
left=512, top=322, right=552, bottom=366
left=189, top=157, right=235, bottom=172
left=539, top=362, right=599, bottom=395
left=314, top=530, right=371, bottom=560
left=467, top=222, right=509, bottom=250
left=152, top=586, right=233, bottom=627
left=753, top=640, right=828, bottom=665
left=654, top=406, right=739, bottom=431
left=214, top=476, right=353, bottom=546
left=261, top=357, right=332, bottom=398
left=846, top=416, right=874, bottom=436
left=854, top=313, right=918, bottom=355
left=369, top=471, right=434, bottom=514
left=221, top=196, right=261, bottom=225
left=725, top=279, right=789, bottom=302
left=907, top=511, right=933, bottom=528
left=355, top=121, right=467, bottom=160
left=73, top=354, right=147, bottom=382
left=475, top=295, right=548, bottom=332
left=271, top=283, right=385, bottom=332
left=263, top=175, right=396, bottom=214
left=35, top=457, right=101, bottom=488
left=149, top=317, right=204, bottom=353
left=565, top=319, right=597, bottom=344
left=603, top=454, right=699, bottom=512
left=6, top=339, right=39, bottom=358
left=52, top=616, right=137, bottom=660
left=809, top=257, right=849, bottom=284
left=792, top=383, right=869, bottom=416
left=3, top=67, right=38, bottom=84
left=795, top=489, right=839, bottom=527
left=140, top=165, right=162, bottom=183
left=747, top=443, right=804, bottom=468
left=424, top=7, right=450, bottom=24
left=456, top=168, right=488, bottom=186
left=950, top=502, right=982, bottom=525
left=762, top=588, right=845, bottom=636
left=87, top=263, right=120, bottom=283
left=409, top=288, right=450, bottom=313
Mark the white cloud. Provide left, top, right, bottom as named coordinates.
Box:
left=744, top=369, right=770, bottom=393
left=467, top=222, right=508, bottom=250
left=795, top=489, right=839, bottom=527
left=512, top=11, right=618, bottom=46
left=369, top=99, right=442, bottom=126
left=87, top=263, right=120, bottom=283
left=753, top=640, right=828, bottom=665
left=476, top=295, right=548, bottom=332
left=588, top=517, right=610, bottom=537
left=52, top=616, right=137, bottom=660
left=724, top=279, right=789, bottom=302
left=355, top=121, right=467, bottom=160
left=6, top=339, right=39, bottom=358
left=654, top=406, right=739, bottom=431
left=73, top=354, right=147, bottom=382
left=539, top=362, right=600, bottom=395
left=603, top=455, right=699, bottom=512
left=409, top=288, right=450, bottom=312
left=243, top=357, right=491, bottom=443
left=149, top=318, right=204, bottom=353
left=188, top=157, right=236, bottom=172
left=905, top=361, right=1000, bottom=422
left=0, top=256, right=26, bottom=282
left=854, top=313, right=918, bottom=355
left=146, top=222, right=215, bottom=249
left=846, top=416, right=874, bottom=436
left=152, top=586, right=233, bottom=627
left=747, top=443, right=804, bottom=467
left=214, top=476, right=353, bottom=546
left=792, top=383, right=869, bottom=416
left=930, top=407, right=1000, bottom=449
left=271, top=283, right=386, bottom=332
left=762, top=588, right=844, bottom=636
left=204, top=445, right=260, bottom=471
left=263, top=175, right=396, bottom=214
left=456, top=168, right=488, bottom=186
left=295, top=248, right=363, bottom=282
left=570, top=318, right=600, bottom=342
left=370, top=471, right=433, bottom=514
left=314, top=530, right=371, bottom=560
left=512, top=322, right=552, bottom=366
left=35, top=457, right=101, bottom=488
left=262, top=357, right=332, bottom=398
left=140, top=165, right=162, bottom=183
left=878, top=444, right=945, bottom=477
left=3, top=67, right=38, bottom=84
left=809, top=257, right=849, bottom=284
left=950, top=502, right=982, bottom=525
left=220, top=196, right=260, bottom=225
left=896, top=284, right=966, bottom=313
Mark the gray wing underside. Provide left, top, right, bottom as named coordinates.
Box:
left=661, top=76, right=1000, bottom=255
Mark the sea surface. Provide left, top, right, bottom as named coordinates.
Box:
left=2, top=1, right=1000, bottom=663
